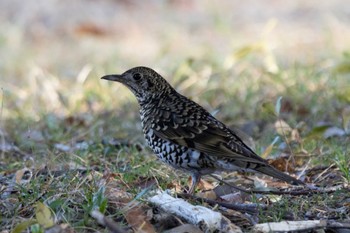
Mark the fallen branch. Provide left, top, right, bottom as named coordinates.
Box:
left=253, top=220, right=327, bottom=232
left=253, top=219, right=350, bottom=232
left=148, top=191, right=242, bottom=233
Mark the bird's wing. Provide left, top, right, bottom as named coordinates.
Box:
left=153, top=107, right=267, bottom=165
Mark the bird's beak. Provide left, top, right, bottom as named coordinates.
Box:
left=101, top=74, right=124, bottom=82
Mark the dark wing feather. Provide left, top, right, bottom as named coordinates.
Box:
left=153, top=106, right=267, bottom=165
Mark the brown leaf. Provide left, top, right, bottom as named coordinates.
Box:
left=268, top=156, right=295, bottom=173
left=74, top=23, right=108, bottom=37
left=166, top=180, right=183, bottom=192
left=196, top=190, right=217, bottom=200
left=196, top=178, right=215, bottom=191
left=104, top=177, right=133, bottom=207
left=124, top=205, right=156, bottom=233
left=64, top=116, right=87, bottom=127
left=220, top=209, right=254, bottom=229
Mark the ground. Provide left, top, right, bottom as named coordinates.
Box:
left=0, top=0, right=350, bottom=232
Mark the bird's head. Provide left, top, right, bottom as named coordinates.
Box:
left=101, top=66, right=173, bottom=103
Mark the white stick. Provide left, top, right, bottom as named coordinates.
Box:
left=253, top=220, right=326, bottom=232
left=148, top=191, right=241, bottom=233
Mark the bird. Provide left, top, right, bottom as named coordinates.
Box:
left=101, top=66, right=304, bottom=194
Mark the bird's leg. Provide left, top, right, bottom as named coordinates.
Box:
left=188, top=173, right=201, bottom=194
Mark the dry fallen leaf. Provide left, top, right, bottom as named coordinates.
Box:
left=74, top=23, right=108, bottom=37
left=274, top=120, right=292, bottom=136
left=104, top=179, right=133, bottom=207
left=196, top=190, right=217, bottom=200
left=124, top=205, right=156, bottom=233
left=196, top=178, right=215, bottom=191
left=219, top=192, right=244, bottom=203
left=268, top=156, right=296, bottom=173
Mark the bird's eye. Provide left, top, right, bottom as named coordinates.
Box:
left=133, top=73, right=142, bottom=81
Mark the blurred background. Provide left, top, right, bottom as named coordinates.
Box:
left=1, top=0, right=350, bottom=151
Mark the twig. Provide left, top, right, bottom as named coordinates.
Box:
left=178, top=192, right=264, bottom=214
left=209, top=174, right=252, bottom=193
left=208, top=174, right=348, bottom=196
left=313, top=163, right=336, bottom=183
left=91, top=210, right=126, bottom=233
left=304, top=164, right=337, bottom=174
left=298, top=158, right=311, bottom=180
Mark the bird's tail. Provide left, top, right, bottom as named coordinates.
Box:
left=255, top=164, right=304, bottom=185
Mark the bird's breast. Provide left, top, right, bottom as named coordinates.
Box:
left=143, top=128, right=215, bottom=173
